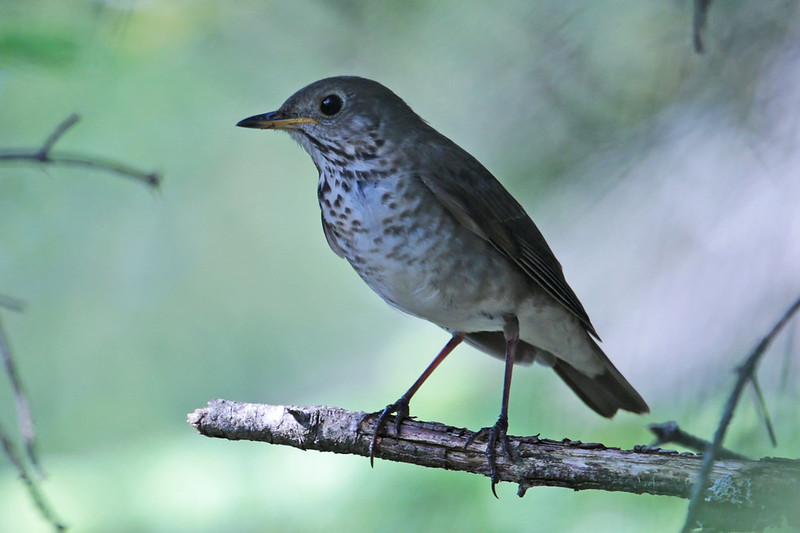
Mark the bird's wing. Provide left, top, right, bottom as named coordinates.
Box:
left=416, top=141, right=598, bottom=337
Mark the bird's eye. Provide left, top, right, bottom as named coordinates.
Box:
left=319, top=94, right=343, bottom=116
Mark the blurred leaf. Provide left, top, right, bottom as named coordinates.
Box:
left=0, top=28, right=80, bottom=67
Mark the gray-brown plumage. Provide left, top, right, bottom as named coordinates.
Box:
left=238, top=76, right=648, bottom=490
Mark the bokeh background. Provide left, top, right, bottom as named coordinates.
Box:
left=2, top=1, right=799, bottom=531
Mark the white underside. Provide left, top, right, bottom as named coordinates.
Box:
left=318, top=171, right=606, bottom=377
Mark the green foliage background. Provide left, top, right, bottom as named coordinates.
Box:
left=1, top=1, right=798, bottom=531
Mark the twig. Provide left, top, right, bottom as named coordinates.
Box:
left=0, top=113, right=161, bottom=188
left=189, top=400, right=798, bottom=531
left=1, top=113, right=160, bottom=531
left=0, top=294, right=26, bottom=313
left=38, top=114, right=81, bottom=158
left=693, top=0, right=713, bottom=54
left=0, top=420, right=65, bottom=532
left=681, top=294, right=800, bottom=533
left=749, top=374, right=777, bottom=447
left=0, top=313, right=39, bottom=473
left=648, top=421, right=748, bottom=460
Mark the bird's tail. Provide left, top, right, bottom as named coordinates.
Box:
left=551, top=336, right=649, bottom=418
left=463, top=332, right=649, bottom=418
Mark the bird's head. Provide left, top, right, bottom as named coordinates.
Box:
left=237, top=76, right=427, bottom=170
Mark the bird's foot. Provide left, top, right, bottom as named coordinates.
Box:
left=465, top=415, right=515, bottom=497
left=366, top=397, right=411, bottom=466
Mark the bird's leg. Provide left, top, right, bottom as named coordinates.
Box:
left=466, top=316, right=519, bottom=497
left=368, top=333, right=464, bottom=466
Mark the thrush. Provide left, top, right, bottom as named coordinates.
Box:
left=237, top=76, right=648, bottom=493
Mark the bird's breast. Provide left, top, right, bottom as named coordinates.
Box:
left=317, top=169, right=525, bottom=331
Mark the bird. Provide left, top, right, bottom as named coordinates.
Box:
left=237, top=76, right=648, bottom=493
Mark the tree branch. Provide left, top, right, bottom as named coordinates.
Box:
left=0, top=310, right=64, bottom=532
left=1, top=114, right=161, bottom=531
left=0, top=419, right=65, bottom=532
left=0, top=294, right=26, bottom=313
left=0, top=312, right=38, bottom=472
left=682, top=294, right=800, bottom=532
left=693, top=0, right=714, bottom=53
left=0, top=113, right=161, bottom=188
left=648, top=421, right=748, bottom=460
left=189, top=400, right=798, bottom=531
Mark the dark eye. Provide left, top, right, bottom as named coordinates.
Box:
left=319, top=94, right=343, bottom=116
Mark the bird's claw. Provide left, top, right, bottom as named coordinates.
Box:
left=368, top=397, right=411, bottom=466
left=465, top=416, right=515, bottom=497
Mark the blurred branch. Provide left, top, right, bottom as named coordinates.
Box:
left=1, top=112, right=161, bottom=529
left=693, top=0, right=713, bottom=53
left=190, top=399, right=798, bottom=531
left=0, top=294, right=26, bottom=313
left=0, top=312, right=39, bottom=471
left=0, top=420, right=65, bottom=532
left=0, top=113, right=161, bottom=188
left=682, top=294, right=800, bottom=533
left=0, top=313, right=65, bottom=532
left=648, top=421, right=748, bottom=460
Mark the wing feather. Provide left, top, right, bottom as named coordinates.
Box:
left=415, top=140, right=598, bottom=337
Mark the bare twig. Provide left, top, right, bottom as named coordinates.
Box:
left=749, top=374, right=777, bottom=447
left=190, top=400, right=798, bottom=531
left=0, top=313, right=39, bottom=472
left=648, top=421, right=748, bottom=460
left=1, top=113, right=160, bottom=531
left=0, top=418, right=65, bottom=531
left=693, top=0, right=713, bottom=53
left=38, top=114, right=81, bottom=158
left=0, top=113, right=161, bottom=188
left=0, top=294, right=26, bottom=313
left=778, top=325, right=795, bottom=393
left=682, top=294, right=800, bottom=533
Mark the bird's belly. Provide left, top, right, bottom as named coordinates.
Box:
left=319, top=172, right=533, bottom=332
left=343, top=225, right=592, bottom=368
left=365, top=252, right=512, bottom=330
left=332, top=207, right=524, bottom=332
left=321, top=181, right=594, bottom=368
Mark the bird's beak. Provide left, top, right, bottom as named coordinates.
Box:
left=236, top=111, right=318, bottom=130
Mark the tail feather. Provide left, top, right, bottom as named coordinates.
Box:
left=552, top=357, right=649, bottom=417
left=463, top=331, right=649, bottom=418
